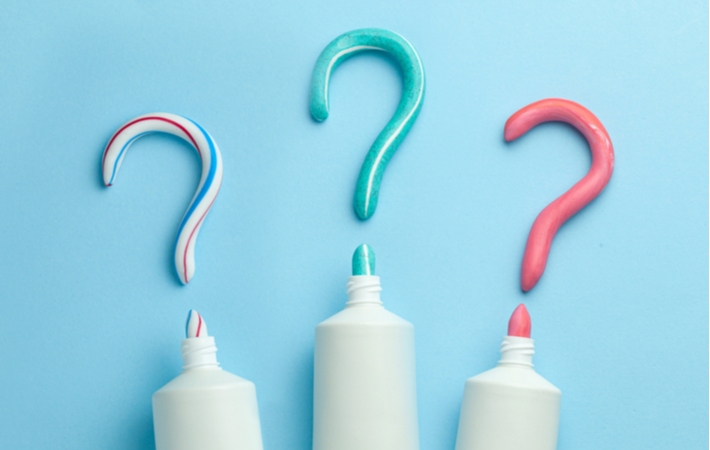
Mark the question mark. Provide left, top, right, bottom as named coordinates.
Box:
left=310, top=28, right=425, bottom=220
left=505, top=98, right=614, bottom=292
left=101, top=112, right=224, bottom=285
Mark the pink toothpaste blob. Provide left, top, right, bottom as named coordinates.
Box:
left=507, top=303, right=531, bottom=338
left=454, top=304, right=561, bottom=450
left=101, top=113, right=223, bottom=284
left=505, top=98, right=614, bottom=292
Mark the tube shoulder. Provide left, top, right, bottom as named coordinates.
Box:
left=154, top=368, right=255, bottom=394
left=468, top=366, right=560, bottom=395
left=317, top=305, right=413, bottom=328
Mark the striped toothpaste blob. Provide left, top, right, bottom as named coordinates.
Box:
left=185, top=309, right=208, bottom=338
left=101, top=113, right=224, bottom=284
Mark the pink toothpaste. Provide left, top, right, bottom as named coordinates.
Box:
left=102, top=113, right=224, bottom=284
left=505, top=99, right=614, bottom=291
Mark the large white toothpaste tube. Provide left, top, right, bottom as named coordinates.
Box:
left=313, top=244, right=420, bottom=450
left=152, top=310, right=264, bottom=450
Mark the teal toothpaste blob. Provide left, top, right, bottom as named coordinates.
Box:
left=352, top=243, right=376, bottom=276
left=152, top=311, right=264, bottom=450
left=313, top=245, right=419, bottom=450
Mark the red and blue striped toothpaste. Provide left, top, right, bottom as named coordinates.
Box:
left=102, top=113, right=224, bottom=284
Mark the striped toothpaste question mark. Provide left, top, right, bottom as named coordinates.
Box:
left=102, top=113, right=224, bottom=284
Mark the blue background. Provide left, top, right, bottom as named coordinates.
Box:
left=0, top=1, right=707, bottom=449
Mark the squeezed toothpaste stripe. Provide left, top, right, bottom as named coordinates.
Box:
left=102, top=113, right=223, bottom=284
left=102, top=116, right=202, bottom=178
left=107, top=132, right=149, bottom=186
left=174, top=118, right=219, bottom=283
left=181, top=193, right=219, bottom=283
left=185, top=310, right=193, bottom=337
left=196, top=314, right=203, bottom=337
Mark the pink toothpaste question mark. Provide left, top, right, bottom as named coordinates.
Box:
left=505, top=99, right=614, bottom=292
left=102, top=113, right=223, bottom=285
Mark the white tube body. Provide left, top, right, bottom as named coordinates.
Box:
left=455, top=336, right=561, bottom=450
left=152, top=337, right=264, bottom=450
left=313, top=275, right=419, bottom=450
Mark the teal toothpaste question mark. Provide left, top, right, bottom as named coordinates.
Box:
left=310, top=28, right=426, bottom=220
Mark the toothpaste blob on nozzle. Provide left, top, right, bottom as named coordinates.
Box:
left=313, top=244, right=419, bottom=450
left=185, top=309, right=208, bottom=338
left=455, top=304, right=561, bottom=450
left=152, top=310, right=264, bottom=450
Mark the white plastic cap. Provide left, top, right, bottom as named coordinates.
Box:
left=346, top=275, right=382, bottom=305
left=498, top=335, right=535, bottom=368
left=180, top=336, right=219, bottom=370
